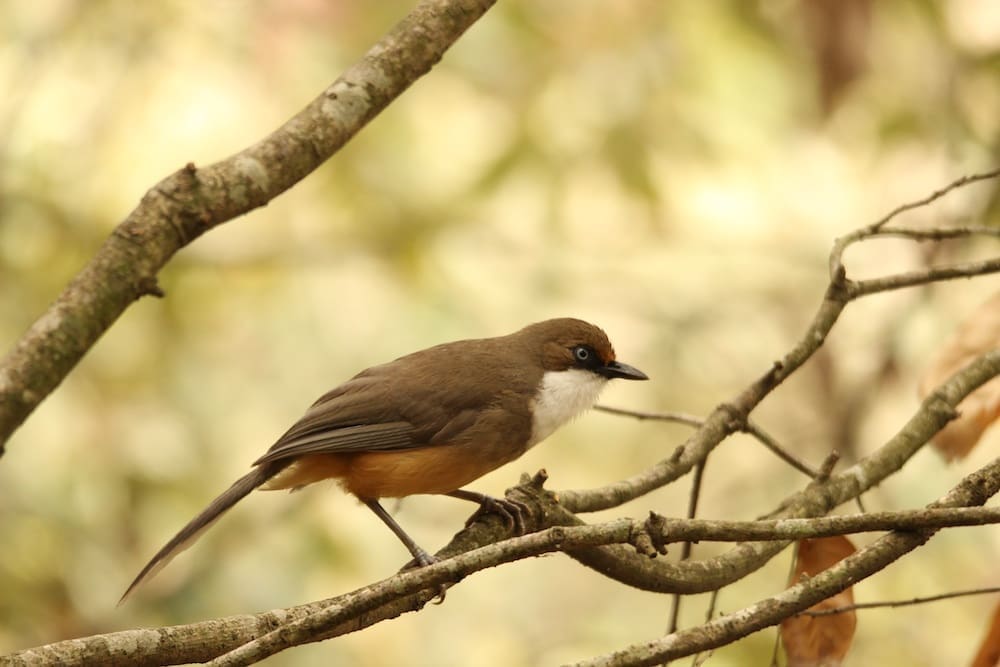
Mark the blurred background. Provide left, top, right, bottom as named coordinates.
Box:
left=2, top=1, right=999, bottom=665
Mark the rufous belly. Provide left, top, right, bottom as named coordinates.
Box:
left=261, top=445, right=505, bottom=499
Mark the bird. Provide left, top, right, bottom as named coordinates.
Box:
left=121, top=317, right=647, bottom=601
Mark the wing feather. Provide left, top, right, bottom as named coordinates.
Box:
left=253, top=421, right=416, bottom=465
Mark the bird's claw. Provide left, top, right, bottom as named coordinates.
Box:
left=401, top=549, right=449, bottom=603
left=465, top=495, right=531, bottom=535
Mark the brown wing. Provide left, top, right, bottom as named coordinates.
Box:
left=253, top=421, right=416, bottom=465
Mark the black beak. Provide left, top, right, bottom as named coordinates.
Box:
left=597, top=360, right=648, bottom=381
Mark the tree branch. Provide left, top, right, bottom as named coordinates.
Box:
left=800, top=586, right=1000, bottom=617
left=867, top=168, right=1000, bottom=231
left=570, top=452, right=1000, bottom=667
left=0, top=0, right=497, bottom=455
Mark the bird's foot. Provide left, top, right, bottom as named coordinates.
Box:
left=464, top=494, right=531, bottom=535
left=401, top=548, right=449, bottom=603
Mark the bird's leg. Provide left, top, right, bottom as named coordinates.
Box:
left=364, top=499, right=436, bottom=567
left=446, top=489, right=530, bottom=535
left=364, top=499, right=449, bottom=603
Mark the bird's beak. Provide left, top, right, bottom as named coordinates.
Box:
left=597, top=360, right=648, bottom=381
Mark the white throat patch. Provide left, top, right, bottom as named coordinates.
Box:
left=529, top=369, right=608, bottom=447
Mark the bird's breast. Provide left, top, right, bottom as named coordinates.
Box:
left=528, top=369, right=607, bottom=447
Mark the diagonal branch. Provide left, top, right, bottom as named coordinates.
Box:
left=0, top=0, right=497, bottom=455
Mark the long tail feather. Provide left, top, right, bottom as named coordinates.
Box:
left=120, top=463, right=281, bottom=603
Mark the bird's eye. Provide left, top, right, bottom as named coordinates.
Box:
left=573, top=346, right=592, bottom=363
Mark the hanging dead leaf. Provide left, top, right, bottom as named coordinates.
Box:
left=971, top=599, right=1000, bottom=667
left=919, top=291, right=1000, bottom=460
left=781, top=536, right=858, bottom=667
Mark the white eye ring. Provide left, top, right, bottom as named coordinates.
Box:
left=574, top=346, right=590, bottom=362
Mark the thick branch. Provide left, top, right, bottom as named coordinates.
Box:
left=638, top=506, right=1000, bottom=543
left=0, top=0, right=497, bottom=454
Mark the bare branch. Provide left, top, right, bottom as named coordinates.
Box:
left=643, top=506, right=1000, bottom=542
left=829, top=168, right=1000, bottom=282
left=594, top=405, right=704, bottom=428
left=800, top=586, right=1000, bottom=617
left=570, top=453, right=1000, bottom=667
left=869, top=168, right=1000, bottom=231
left=0, top=0, right=498, bottom=454
left=848, top=257, right=1000, bottom=297
left=869, top=225, right=1000, bottom=242
left=666, top=454, right=710, bottom=635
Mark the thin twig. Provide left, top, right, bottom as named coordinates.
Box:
left=594, top=404, right=704, bottom=428
left=743, top=421, right=819, bottom=478
left=870, top=168, right=1000, bottom=231
left=691, top=589, right=721, bottom=667
left=828, top=167, right=1000, bottom=280
left=772, top=544, right=801, bottom=667
left=595, top=405, right=819, bottom=478
left=848, top=257, right=1000, bottom=297
left=869, top=225, right=1000, bottom=241
left=667, top=455, right=710, bottom=635
left=799, top=585, right=1000, bottom=617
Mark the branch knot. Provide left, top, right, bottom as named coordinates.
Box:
left=629, top=512, right=670, bottom=558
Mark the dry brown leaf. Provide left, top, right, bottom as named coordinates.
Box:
left=919, top=291, right=1000, bottom=460
left=781, top=536, right=858, bottom=667
left=971, top=599, right=1000, bottom=667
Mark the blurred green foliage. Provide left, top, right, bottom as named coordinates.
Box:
left=1, top=1, right=999, bottom=665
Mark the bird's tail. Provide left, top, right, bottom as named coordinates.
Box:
left=119, top=463, right=282, bottom=604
